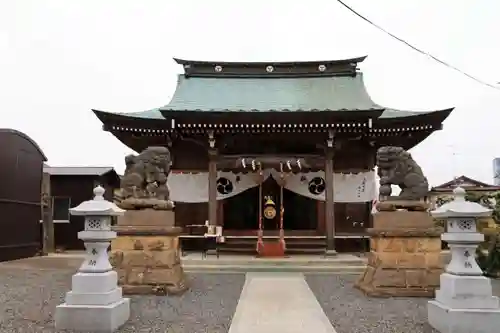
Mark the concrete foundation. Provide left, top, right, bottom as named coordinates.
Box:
left=427, top=273, right=500, bottom=332
left=428, top=300, right=500, bottom=333
left=55, top=298, right=130, bottom=332
left=55, top=267, right=131, bottom=331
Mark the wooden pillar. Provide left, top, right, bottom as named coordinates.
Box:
left=324, top=131, right=337, bottom=256
left=324, top=148, right=336, bottom=254
left=207, top=131, right=218, bottom=227
left=41, top=171, right=55, bottom=254
left=208, top=149, right=218, bottom=226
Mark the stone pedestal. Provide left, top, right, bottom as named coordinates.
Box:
left=427, top=187, right=500, bottom=333
left=428, top=274, right=500, bottom=333
left=55, top=271, right=130, bottom=332
left=116, top=209, right=175, bottom=227
left=355, top=210, right=443, bottom=297
left=110, top=209, right=188, bottom=295
left=55, top=186, right=130, bottom=332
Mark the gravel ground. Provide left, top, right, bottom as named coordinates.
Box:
left=307, top=275, right=440, bottom=333
left=1, top=258, right=500, bottom=333
left=307, top=275, right=499, bottom=333
left=0, top=266, right=245, bottom=333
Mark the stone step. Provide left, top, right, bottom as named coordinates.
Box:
left=183, top=264, right=366, bottom=274
left=285, top=248, right=326, bottom=255
left=181, top=256, right=366, bottom=267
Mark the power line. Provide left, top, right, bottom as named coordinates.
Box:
left=336, top=0, right=500, bottom=91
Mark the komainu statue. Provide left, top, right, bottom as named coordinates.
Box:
left=376, top=146, right=429, bottom=202
left=118, top=146, right=174, bottom=210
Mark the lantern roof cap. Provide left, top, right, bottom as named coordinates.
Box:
left=69, top=186, right=125, bottom=216
left=431, top=186, right=492, bottom=219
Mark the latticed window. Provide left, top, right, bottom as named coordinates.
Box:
left=52, top=197, right=71, bottom=221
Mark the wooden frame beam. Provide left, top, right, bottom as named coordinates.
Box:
left=217, top=155, right=324, bottom=171
left=207, top=130, right=218, bottom=228
left=324, top=130, right=337, bottom=255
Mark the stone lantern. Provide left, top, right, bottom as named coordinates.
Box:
left=428, top=186, right=500, bottom=333
left=55, top=186, right=130, bottom=332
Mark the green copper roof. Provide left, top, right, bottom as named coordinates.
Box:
left=122, top=108, right=164, bottom=119
left=103, top=73, right=450, bottom=120
left=159, top=74, right=380, bottom=112
left=111, top=107, right=440, bottom=119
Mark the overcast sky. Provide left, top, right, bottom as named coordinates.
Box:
left=1, top=0, right=500, bottom=186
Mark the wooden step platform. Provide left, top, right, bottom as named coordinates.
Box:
left=219, top=235, right=326, bottom=255
left=179, top=232, right=370, bottom=255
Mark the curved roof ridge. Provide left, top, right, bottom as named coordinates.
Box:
left=379, top=107, right=454, bottom=119
left=173, top=56, right=367, bottom=66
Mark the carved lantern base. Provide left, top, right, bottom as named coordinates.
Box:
left=355, top=209, right=443, bottom=297
left=109, top=210, right=188, bottom=295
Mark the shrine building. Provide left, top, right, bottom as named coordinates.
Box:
left=93, top=56, right=453, bottom=254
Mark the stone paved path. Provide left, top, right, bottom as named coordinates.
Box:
left=228, top=272, right=336, bottom=333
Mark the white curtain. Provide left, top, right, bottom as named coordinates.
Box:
left=269, top=170, right=376, bottom=203
left=168, top=170, right=376, bottom=203
left=167, top=171, right=271, bottom=203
